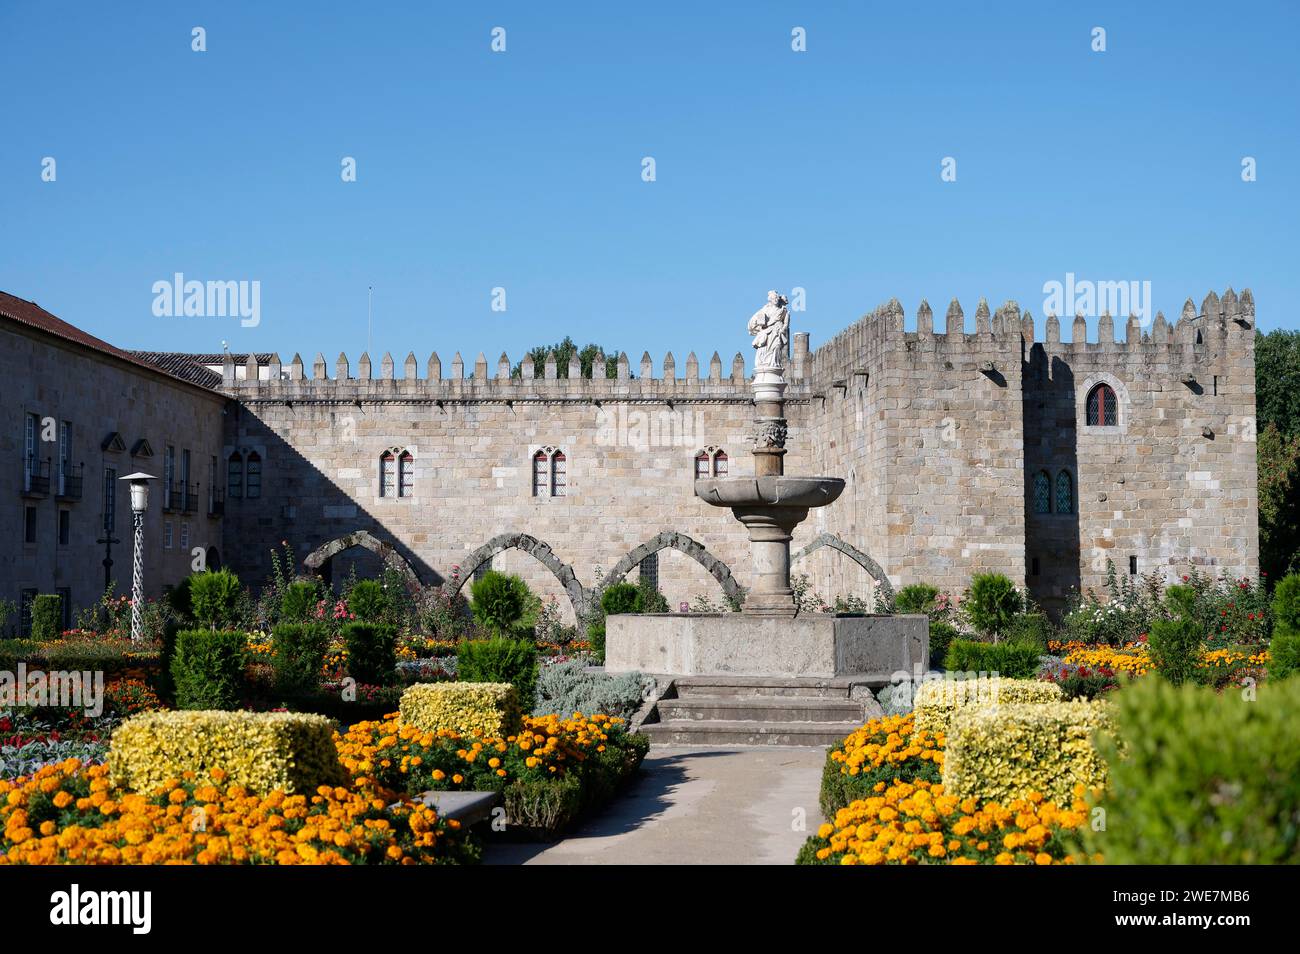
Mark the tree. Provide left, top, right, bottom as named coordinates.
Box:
left=1259, top=424, right=1300, bottom=582
left=1256, top=330, right=1300, bottom=436
left=511, top=336, right=623, bottom=379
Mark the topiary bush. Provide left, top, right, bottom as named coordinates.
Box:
left=30, top=594, right=62, bottom=641
left=928, top=620, right=958, bottom=668
left=1272, top=572, right=1300, bottom=637
left=347, top=579, right=389, bottom=624
left=964, top=573, right=1023, bottom=638
left=171, top=628, right=247, bottom=710
left=399, top=682, right=523, bottom=737
left=469, top=571, right=532, bottom=636
left=1076, top=676, right=1300, bottom=863
left=342, top=622, right=398, bottom=686
left=189, top=569, right=243, bottom=630
left=600, top=582, right=640, bottom=616
left=457, top=637, right=539, bottom=706
left=270, top=622, right=330, bottom=694
left=1147, top=616, right=1202, bottom=686
left=279, top=580, right=319, bottom=623
left=943, top=638, right=1041, bottom=678
left=894, top=583, right=939, bottom=616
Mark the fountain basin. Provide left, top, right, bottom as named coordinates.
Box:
left=694, top=476, right=845, bottom=509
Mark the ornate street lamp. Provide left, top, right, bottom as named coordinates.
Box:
left=120, top=473, right=155, bottom=643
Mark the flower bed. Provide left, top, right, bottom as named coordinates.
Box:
left=819, top=714, right=943, bottom=817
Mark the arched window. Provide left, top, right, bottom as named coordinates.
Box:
left=1032, top=470, right=1052, bottom=514
left=532, top=449, right=549, bottom=497
left=380, top=450, right=395, bottom=497
left=694, top=446, right=728, bottom=479
left=1086, top=383, right=1118, bottom=426
left=398, top=450, right=414, bottom=497
left=245, top=452, right=262, bottom=499
left=227, top=452, right=243, bottom=499
left=551, top=450, right=566, bottom=497
left=1055, top=470, right=1074, bottom=515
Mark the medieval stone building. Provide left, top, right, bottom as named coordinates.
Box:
left=1, top=286, right=1258, bottom=629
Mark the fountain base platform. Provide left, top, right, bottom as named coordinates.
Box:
left=604, top=613, right=928, bottom=679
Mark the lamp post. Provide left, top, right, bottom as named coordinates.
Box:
left=120, top=473, right=155, bottom=643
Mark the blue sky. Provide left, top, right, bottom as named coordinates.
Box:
left=1, top=0, right=1296, bottom=370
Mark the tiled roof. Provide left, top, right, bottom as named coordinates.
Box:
left=126, top=352, right=224, bottom=389
left=0, top=290, right=223, bottom=394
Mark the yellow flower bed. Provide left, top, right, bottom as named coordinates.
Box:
left=830, top=714, right=944, bottom=778
left=803, top=779, right=1092, bottom=865
left=109, top=710, right=348, bottom=796
left=398, top=682, right=522, bottom=738
left=0, top=759, right=471, bottom=865
left=1050, top=641, right=1269, bottom=677
left=942, top=700, right=1114, bottom=805
left=913, top=678, right=1062, bottom=737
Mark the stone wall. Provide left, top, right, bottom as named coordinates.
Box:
left=0, top=321, right=227, bottom=626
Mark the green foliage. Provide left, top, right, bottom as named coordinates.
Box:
left=189, top=569, right=243, bottom=630
left=271, top=622, right=330, bottom=694
left=165, top=576, right=193, bottom=622
left=586, top=619, right=606, bottom=661
left=1256, top=329, right=1300, bottom=436
left=1146, top=616, right=1202, bottom=686
left=1076, top=676, right=1300, bottom=863
left=1258, top=424, right=1300, bottom=583
left=943, top=638, right=1041, bottom=678
left=928, top=620, right=958, bottom=668
left=1267, top=634, right=1300, bottom=682
left=894, top=583, right=939, bottom=616
left=600, top=582, right=640, bottom=616
left=0, top=598, right=17, bottom=638
left=1272, top=572, right=1300, bottom=637
left=1002, top=610, right=1054, bottom=652
left=342, top=622, right=398, bottom=686
left=635, top=575, right=669, bottom=613
left=533, top=659, right=652, bottom=721
left=456, top=637, right=540, bottom=707
left=30, top=594, right=62, bottom=641
left=347, top=579, right=389, bottom=624
left=963, top=573, right=1023, bottom=638
left=469, top=571, right=533, bottom=636
left=512, top=335, right=622, bottom=380
left=1163, top=584, right=1197, bottom=619
left=279, top=581, right=319, bottom=623
left=171, top=628, right=246, bottom=710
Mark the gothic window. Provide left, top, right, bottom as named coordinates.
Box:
left=532, top=446, right=566, bottom=497
left=245, top=451, right=262, bottom=499
left=380, top=450, right=396, bottom=497
left=1086, top=383, right=1118, bottom=426
left=694, top=446, right=728, bottom=478
left=1055, top=470, right=1074, bottom=515
left=552, top=451, right=567, bottom=497
left=532, top=450, right=548, bottom=497
left=1032, top=470, right=1052, bottom=514
left=399, top=450, right=414, bottom=497
left=227, top=452, right=243, bottom=499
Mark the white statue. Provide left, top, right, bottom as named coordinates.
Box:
left=748, top=290, right=790, bottom=372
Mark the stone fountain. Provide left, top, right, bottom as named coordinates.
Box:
left=604, top=292, right=927, bottom=680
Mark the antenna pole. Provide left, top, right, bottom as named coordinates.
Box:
left=367, top=285, right=373, bottom=356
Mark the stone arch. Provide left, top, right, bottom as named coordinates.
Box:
left=302, top=530, right=421, bottom=589
left=598, top=531, right=742, bottom=606
left=791, top=533, right=894, bottom=602
left=448, top=533, right=588, bottom=619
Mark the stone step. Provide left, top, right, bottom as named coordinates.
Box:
left=670, top=675, right=860, bottom=699
left=655, top=695, right=866, bottom=723
left=640, top=719, right=862, bottom=747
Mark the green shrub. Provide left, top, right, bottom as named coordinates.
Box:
left=1076, top=677, right=1300, bottom=863
left=189, top=569, right=243, bottom=630
left=469, top=571, right=532, bottom=636
left=165, top=576, right=194, bottom=622
left=30, top=594, right=62, bottom=640
left=1163, top=583, right=1198, bottom=620
left=1267, top=633, right=1300, bottom=681
left=279, top=581, right=319, bottom=623
left=533, top=659, right=652, bottom=721
left=1147, top=616, right=1202, bottom=686
left=600, top=582, right=640, bottom=616
left=586, top=619, right=606, bottom=661
left=342, top=622, right=397, bottom=686
left=635, top=575, right=669, bottom=613
left=894, top=583, right=939, bottom=616
left=1003, top=610, right=1054, bottom=652
left=171, top=628, right=246, bottom=710
left=964, top=573, right=1023, bottom=638
left=270, top=622, right=330, bottom=694
left=347, top=579, right=389, bottom=624
left=457, top=637, right=539, bottom=706
left=1272, top=572, right=1300, bottom=637
left=928, top=620, right=958, bottom=668
left=943, top=638, right=1041, bottom=678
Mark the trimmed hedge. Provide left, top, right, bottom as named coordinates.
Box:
left=457, top=637, right=539, bottom=705
left=399, top=682, right=523, bottom=737
left=944, top=638, right=1042, bottom=678
left=109, top=709, right=347, bottom=795
left=270, top=622, right=329, bottom=694
left=342, top=622, right=398, bottom=686
left=942, top=700, right=1113, bottom=805
left=913, top=677, right=1061, bottom=737
left=1076, top=677, right=1300, bottom=863
left=189, top=569, right=243, bottom=629
left=30, top=594, right=62, bottom=641
left=0, top=638, right=159, bottom=676
left=171, top=629, right=246, bottom=710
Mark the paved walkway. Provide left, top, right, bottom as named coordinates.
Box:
left=483, top=745, right=826, bottom=865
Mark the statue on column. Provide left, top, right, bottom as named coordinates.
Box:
left=748, top=291, right=789, bottom=372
